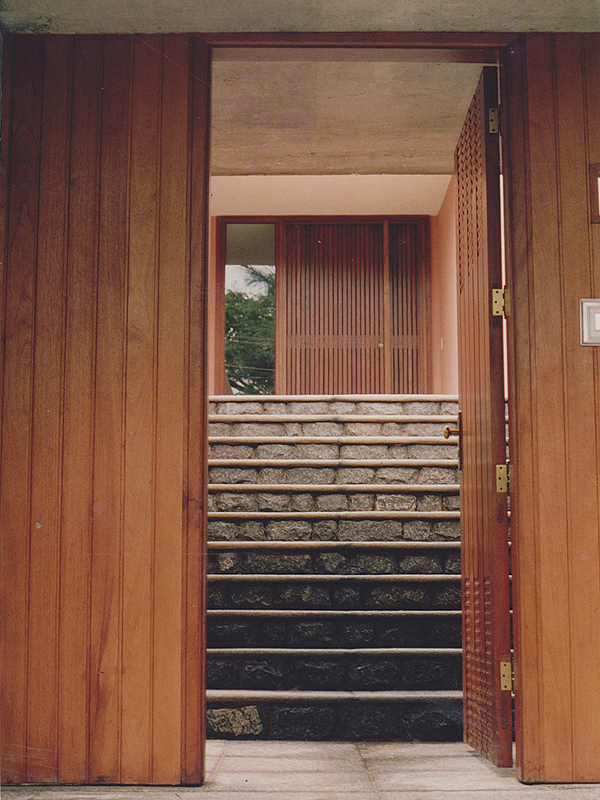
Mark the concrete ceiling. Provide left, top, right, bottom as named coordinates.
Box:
left=1, top=0, right=598, bottom=34
left=2, top=1, right=598, bottom=177
left=211, top=54, right=483, bottom=175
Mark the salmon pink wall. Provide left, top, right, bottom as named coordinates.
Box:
left=430, top=176, right=459, bottom=393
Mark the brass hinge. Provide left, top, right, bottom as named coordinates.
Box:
left=496, top=463, right=511, bottom=494
left=500, top=660, right=513, bottom=691
left=489, top=106, right=500, bottom=134
left=492, top=286, right=510, bottom=317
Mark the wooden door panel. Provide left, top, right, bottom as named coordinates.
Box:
left=456, top=67, right=512, bottom=767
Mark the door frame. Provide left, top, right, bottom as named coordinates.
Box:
left=199, top=29, right=520, bottom=774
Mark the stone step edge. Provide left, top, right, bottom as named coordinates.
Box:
left=209, top=484, right=459, bottom=494
left=210, top=394, right=459, bottom=402
left=209, top=510, right=460, bottom=519
left=209, top=459, right=459, bottom=468
left=210, top=415, right=457, bottom=424
left=207, top=541, right=460, bottom=550
left=207, top=647, right=462, bottom=657
left=206, top=689, right=462, bottom=704
left=207, top=573, right=460, bottom=582
left=209, top=436, right=459, bottom=445
left=207, top=609, right=462, bottom=617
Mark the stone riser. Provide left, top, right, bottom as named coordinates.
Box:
left=210, top=399, right=459, bottom=415
left=208, top=517, right=460, bottom=542
left=209, top=422, right=455, bottom=437
left=209, top=442, right=459, bottom=460
left=208, top=549, right=460, bottom=576
left=207, top=654, right=462, bottom=692
left=209, top=464, right=459, bottom=485
left=209, top=491, right=458, bottom=514
left=208, top=616, right=462, bottom=649
left=208, top=582, right=462, bottom=611
left=206, top=698, right=463, bottom=741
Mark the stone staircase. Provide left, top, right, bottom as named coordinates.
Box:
left=206, top=395, right=462, bottom=741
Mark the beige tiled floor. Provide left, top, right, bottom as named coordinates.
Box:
left=4, top=741, right=600, bottom=799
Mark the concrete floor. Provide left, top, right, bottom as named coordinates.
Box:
left=3, top=741, right=600, bottom=800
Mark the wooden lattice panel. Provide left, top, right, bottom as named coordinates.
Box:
left=455, top=68, right=512, bottom=767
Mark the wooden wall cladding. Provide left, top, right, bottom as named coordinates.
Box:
left=278, top=219, right=430, bottom=394
left=0, top=34, right=209, bottom=784
left=505, top=33, right=600, bottom=783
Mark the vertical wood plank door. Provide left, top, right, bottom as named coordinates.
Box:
left=0, top=34, right=210, bottom=785
left=455, top=67, right=512, bottom=767
left=279, top=219, right=429, bottom=394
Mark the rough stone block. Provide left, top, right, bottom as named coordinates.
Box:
left=340, top=444, right=388, bottom=459
left=388, top=445, right=409, bottom=458
left=291, top=493, right=315, bottom=511
left=417, top=493, right=443, bottom=511
left=381, top=422, right=402, bottom=435
left=335, top=467, right=374, bottom=484
left=206, top=706, right=263, bottom=737
left=288, top=660, right=346, bottom=690
left=404, top=703, right=462, bottom=742
left=259, top=468, right=285, bottom=483
left=433, top=520, right=461, bottom=540
left=345, top=422, right=382, bottom=435
left=403, top=658, right=459, bottom=690
left=233, top=422, right=284, bottom=436
left=275, top=584, right=332, bottom=608
left=289, top=402, right=329, bottom=414
left=206, top=586, right=227, bottom=608
left=330, top=401, right=356, bottom=414
left=338, top=705, right=403, bottom=740
left=316, top=493, right=348, bottom=511
left=288, top=621, right=337, bottom=646
left=216, top=552, right=243, bottom=573
left=218, top=492, right=258, bottom=512
left=296, top=443, right=339, bottom=458
left=419, top=467, right=459, bottom=485
left=210, top=444, right=255, bottom=459
left=207, top=494, right=217, bottom=511
left=255, top=444, right=296, bottom=458
left=356, top=402, right=404, bottom=414
left=270, top=706, right=336, bottom=739
left=207, top=521, right=238, bottom=541
left=350, top=554, right=396, bottom=574
left=348, top=660, right=400, bottom=689
left=207, top=620, right=258, bottom=647
left=267, top=520, right=313, bottom=540
left=376, top=467, right=418, bottom=484
left=209, top=422, right=231, bottom=436
left=242, top=661, right=285, bottom=689
left=315, top=552, right=348, bottom=574
left=261, top=619, right=287, bottom=645
left=303, top=421, right=344, bottom=436
left=339, top=519, right=404, bottom=541
left=217, top=401, right=263, bottom=415
left=403, top=401, right=441, bottom=414
left=348, top=493, right=375, bottom=511
left=398, top=554, right=443, bottom=574
left=313, top=520, right=339, bottom=540
left=376, top=493, right=417, bottom=511
left=444, top=495, right=461, bottom=510
left=340, top=621, right=375, bottom=646
left=403, top=422, right=447, bottom=436
left=206, top=660, right=240, bottom=688
left=263, top=402, right=287, bottom=414
left=236, top=521, right=267, bottom=540
left=407, top=444, right=458, bottom=459
left=367, top=586, right=429, bottom=609
left=432, top=585, right=462, bottom=609
left=245, top=553, right=312, bottom=574
left=440, top=402, right=460, bottom=414
left=284, top=422, right=303, bottom=435
left=403, top=520, right=434, bottom=541
left=444, top=553, right=462, bottom=574
left=210, top=467, right=257, bottom=484
left=332, top=586, right=362, bottom=608
left=257, top=492, right=290, bottom=511
left=229, top=586, right=274, bottom=608
left=287, top=467, right=335, bottom=485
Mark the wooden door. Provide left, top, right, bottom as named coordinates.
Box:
left=277, top=219, right=430, bottom=394
left=455, top=67, right=512, bottom=767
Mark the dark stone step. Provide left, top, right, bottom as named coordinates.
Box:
left=206, top=651, right=462, bottom=691
left=206, top=695, right=462, bottom=741
left=207, top=548, right=460, bottom=576
left=208, top=579, right=462, bottom=611
left=207, top=612, right=462, bottom=649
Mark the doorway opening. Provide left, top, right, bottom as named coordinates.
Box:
left=205, top=45, right=512, bottom=767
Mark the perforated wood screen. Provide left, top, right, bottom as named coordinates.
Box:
left=455, top=68, right=512, bottom=767
left=277, top=219, right=430, bottom=394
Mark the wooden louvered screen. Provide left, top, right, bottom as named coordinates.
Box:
left=455, top=68, right=512, bottom=767
left=277, top=218, right=430, bottom=395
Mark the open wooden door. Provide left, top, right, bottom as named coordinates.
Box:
left=455, top=67, right=512, bottom=767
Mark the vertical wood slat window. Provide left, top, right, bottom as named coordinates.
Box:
left=280, top=219, right=430, bottom=395
left=0, top=34, right=209, bottom=785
